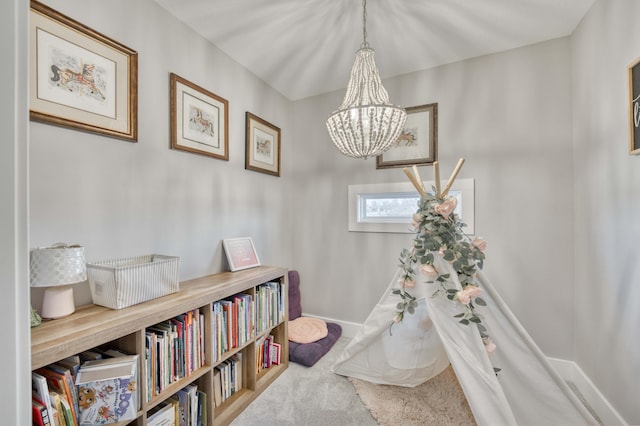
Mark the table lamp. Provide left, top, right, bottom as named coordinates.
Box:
left=30, top=244, right=87, bottom=319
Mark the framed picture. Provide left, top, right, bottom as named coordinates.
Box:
left=376, top=103, right=438, bottom=169
left=628, top=57, right=640, bottom=155
left=170, top=73, right=229, bottom=160
left=29, top=0, right=138, bottom=142
left=245, top=112, right=281, bottom=176
left=222, top=237, right=261, bottom=272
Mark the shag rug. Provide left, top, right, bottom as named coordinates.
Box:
left=349, top=365, right=477, bottom=426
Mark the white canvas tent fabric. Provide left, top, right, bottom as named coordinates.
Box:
left=332, top=254, right=599, bottom=426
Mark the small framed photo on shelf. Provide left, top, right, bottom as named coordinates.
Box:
left=245, top=112, right=281, bottom=176
left=222, top=237, right=261, bottom=272
left=628, top=56, right=640, bottom=155
left=376, top=103, right=438, bottom=169
left=170, top=73, right=229, bottom=160
left=29, top=0, right=138, bottom=141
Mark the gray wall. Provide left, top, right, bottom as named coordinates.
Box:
left=572, top=1, right=640, bottom=423
left=291, top=38, right=577, bottom=360
left=30, top=0, right=296, bottom=310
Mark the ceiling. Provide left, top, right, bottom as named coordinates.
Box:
left=154, top=0, right=596, bottom=101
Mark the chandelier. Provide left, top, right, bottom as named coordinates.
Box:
left=326, top=0, right=407, bottom=159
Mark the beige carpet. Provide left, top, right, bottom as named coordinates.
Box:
left=349, top=366, right=477, bottom=426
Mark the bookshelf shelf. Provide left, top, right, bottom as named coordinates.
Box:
left=31, top=265, right=289, bottom=426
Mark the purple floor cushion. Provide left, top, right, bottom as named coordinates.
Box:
left=288, top=270, right=342, bottom=367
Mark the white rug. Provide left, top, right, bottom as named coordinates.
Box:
left=349, top=365, right=476, bottom=426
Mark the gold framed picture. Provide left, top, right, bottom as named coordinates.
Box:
left=170, top=73, right=229, bottom=160
left=376, top=103, right=438, bottom=169
left=29, top=0, right=138, bottom=142
left=245, top=112, right=281, bottom=176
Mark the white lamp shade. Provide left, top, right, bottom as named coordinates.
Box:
left=30, top=245, right=87, bottom=287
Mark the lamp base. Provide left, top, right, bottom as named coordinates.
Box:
left=41, top=285, right=75, bottom=319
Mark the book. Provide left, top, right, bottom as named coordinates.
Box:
left=49, top=363, right=80, bottom=421
left=32, top=397, right=52, bottom=426
left=48, top=392, right=65, bottom=426
left=212, top=369, right=222, bottom=407
left=75, top=355, right=138, bottom=425
left=78, top=350, right=102, bottom=362
left=32, top=371, right=54, bottom=426
left=56, top=355, right=81, bottom=381
left=147, top=400, right=177, bottom=426
left=36, top=367, right=78, bottom=426
left=50, top=392, right=74, bottom=426
left=196, top=390, right=207, bottom=426
left=174, top=388, right=189, bottom=426
left=271, top=342, right=281, bottom=365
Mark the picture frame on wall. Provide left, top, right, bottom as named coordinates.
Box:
left=376, top=103, right=438, bottom=169
left=170, top=73, right=229, bottom=160
left=245, top=112, right=281, bottom=176
left=628, top=57, right=640, bottom=155
left=222, top=237, right=261, bottom=272
left=29, top=0, right=138, bottom=142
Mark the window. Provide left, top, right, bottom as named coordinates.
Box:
left=348, top=179, right=475, bottom=234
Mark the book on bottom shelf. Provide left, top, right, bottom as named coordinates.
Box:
left=174, top=384, right=206, bottom=426
left=74, top=355, right=138, bottom=425
left=35, top=365, right=79, bottom=426
left=32, top=371, right=56, bottom=426
left=32, top=396, right=52, bottom=426
left=147, top=397, right=179, bottom=426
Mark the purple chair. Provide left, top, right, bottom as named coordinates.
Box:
left=288, top=270, right=342, bottom=367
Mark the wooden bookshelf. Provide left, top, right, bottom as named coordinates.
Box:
left=31, top=265, right=289, bottom=426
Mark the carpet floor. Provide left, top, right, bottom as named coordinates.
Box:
left=231, top=337, right=377, bottom=425
left=231, top=336, right=473, bottom=425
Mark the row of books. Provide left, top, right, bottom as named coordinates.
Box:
left=32, top=348, right=139, bottom=426
left=256, top=334, right=281, bottom=375
left=212, top=293, right=254, bottom=362
left=255, top=281, right=286, bottom=334
left=213, top=354, right=242, bottom=407
left=146, top=383, right=207, bottom=426
left=145, top=309, right=205, bottom=401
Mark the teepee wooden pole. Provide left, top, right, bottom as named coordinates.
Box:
left=433, top=161, right=441, bottom=198
left=412, top=165, right=426, bottom=194
left=403, top=168, right=426, bottom=197
left=441, top=158, right=465, bottom=198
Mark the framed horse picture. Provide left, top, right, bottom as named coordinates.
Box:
left=29, top=0, right=138, bottom=142
left=376, top=103, right=438, bottom=169
left=170, top=73, right=229, bottom=160
left=245, top=112, right=281, bottom=176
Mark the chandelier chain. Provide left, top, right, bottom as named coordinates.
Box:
left=361, top=0, right=369, bottom=48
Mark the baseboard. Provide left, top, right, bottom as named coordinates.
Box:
left=546, top=358, right=627, bottom=425
left=302, top=313, right=362, bottom=338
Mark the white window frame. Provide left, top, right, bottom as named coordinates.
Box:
left=348, top=179, right=475, bottom=234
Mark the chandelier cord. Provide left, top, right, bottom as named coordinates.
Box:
left=361, top=0, right=369, bottom=48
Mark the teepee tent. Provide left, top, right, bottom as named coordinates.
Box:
left=331, top=162, right=598, bottom=426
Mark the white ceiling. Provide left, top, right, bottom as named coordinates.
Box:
left=154, top=0, right=596, bottom=101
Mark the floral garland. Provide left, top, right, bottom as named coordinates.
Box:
left=392, top=190, right=497, bottom=356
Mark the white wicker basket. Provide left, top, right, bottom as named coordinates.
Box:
left=87, top=254, right=179, bottom=309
